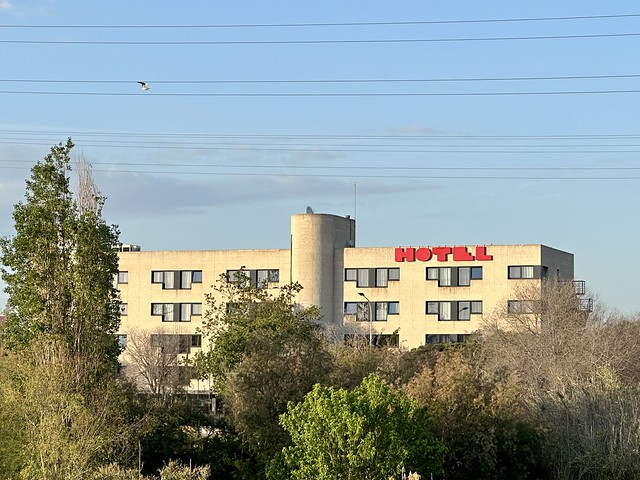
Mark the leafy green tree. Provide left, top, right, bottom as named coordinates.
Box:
left=196, top=272, right=324, bottom=389
left=224, top=328, right=332, bottom=461
left=0, top=141, right=139, bottom=478
left=195, top=271, right=332, bottom=466
left=0, top=338, right=140, bottom=480
left=0, top=139, right=121, bottom=381
left=270, top=374, right=445, bottom=480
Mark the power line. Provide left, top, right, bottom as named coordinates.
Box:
left=1, top=13, right=639, bottom=29
left=1, top=164, right=638, bottom=180
left=2, top=32, right=640, bottom=45
left=2, top=128, right=640, bottom=140
left=3, top=158, right=640, bottom=170
left=2, top=73, right=640, bottom=85
left=3, top=89, right=640, bottom=97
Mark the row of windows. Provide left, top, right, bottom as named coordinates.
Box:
left=117, top=333, right=202, bottom=352
left=344, top=268, right=400, bottom=287
left=344, top=301, right=400, bottom=321
left=118, top=264, right=552, bottom=290
left=343, top=333, right=400, bottom=348
left=342, top=264, right=550, bottom=288
left=150, top=333, right=202, bottom=353
left=426, top=334, right=470, bottom=344
left=152, top=270, right=203, bottom=290
left=227, top=269, right=280, bottom=288
left=426, top=301, right=483, bottom=321
left=343, top=300, right=483, bottom=321
left=427, top=266, right=482, bottom=286
left=151, top=303, right=202, bottom=322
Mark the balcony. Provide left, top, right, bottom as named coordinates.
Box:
left=572, top=280, right=586, bottom=296
left=578, top=298, right=594, bottom=312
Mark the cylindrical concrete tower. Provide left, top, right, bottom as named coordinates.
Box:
left=290, top=213, right=355, bottom=325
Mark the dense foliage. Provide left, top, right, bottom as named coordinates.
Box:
left=270, top=374, right=444, bottom=480
left=3, top=142, right=640, bottom=479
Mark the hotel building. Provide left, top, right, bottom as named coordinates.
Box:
left=115, top=212, right=588, bottom=387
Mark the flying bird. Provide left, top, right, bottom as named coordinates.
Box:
left=137, top=81, right=149, bottom=91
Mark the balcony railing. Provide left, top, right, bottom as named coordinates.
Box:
left=578, top=298, right=594, bottom=312
left=572, top=280, right=586, bottom=296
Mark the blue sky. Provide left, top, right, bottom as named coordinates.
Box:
left=1, top=1, right=639, bottom=315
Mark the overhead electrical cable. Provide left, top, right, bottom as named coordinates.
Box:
left=2, top=32, right=640, bottom=45
left=1, top=13, right=640, bottom=28
left=2, top=89, right=640, bottom=97
left=3, top=73, right=640, bottom=85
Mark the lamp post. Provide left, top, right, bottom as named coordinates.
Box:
left=358, top=292, right=373, bottom=347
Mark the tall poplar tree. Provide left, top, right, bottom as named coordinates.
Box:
left=0, top=139, right=122, bottom=380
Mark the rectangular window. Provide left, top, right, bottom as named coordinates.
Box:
left=426, top=334, right=469, bottom=344
left=388, top=301, right=400, bottom=315
left=427, top=267, right=482, bottom=287
left=439, top=268, right=452, bottom=287
left=151, top=303, right=199, bottom=322
left=426, top=301, right=482, bottom=321
left=180, top=303, right=192, bottom=322
left=227, top=270, right=250, bottom=284
left=162, top=303, right=174, bottom=322
left=388, top=268, right=400, bottom=281
left=119, top=303, right=128, bottom=316
left=344, top=302, right=369, bottom=321
left=255, top=269, right=279, bottom=287
left=163, top=272, right=175, bottom=289
left=346, top=301, right=398, bottom=321
left=151, top=271, right=175, bottom=289
left=375, top=302, right=388, bottom=321
left=191, top=335, right=202, bottom=348
left=227, top=269, right=279, bottom=288
left=426, top=301, right=439, bottom=314
left=376, top=268, right=388, bottom=287
left=439, top=302, right=452, bottom=320
left=458, top=301, right=471, bottom=320
left=471, top=301, right=483, bottom=314
left=345, top=268, right=400, bottom=287
left=152, top=271, right=164, bottom=283
left=117, top=271, right=128, bottom=284
left=508, top=266, right=537, bottom=279
left=471, top=267, right=483, bottom=280
left=181, top=271, right=192, bottom=289
left=426, top=268, right=439, bottom=280
left=458, top=267, right=471, bottom=287
left=345, top=269, right=358, bottom=281
left=357, top=269, right=370, bottom=287
left=153, top=270, right=203, bottom=289
left=507, top=300, right=536, bottom=314
left=117, top=334, right=127, bottom=348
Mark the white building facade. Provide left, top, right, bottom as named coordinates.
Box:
left=116, top=212, right=584, bottom=355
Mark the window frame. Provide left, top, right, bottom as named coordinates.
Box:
left=426, top=300, right=482, bottom=321
left=344, top=267, right=400, bottom=288
left=508, top=265, right=538, bottom=279
left=426, top=266, right=482, bottom=287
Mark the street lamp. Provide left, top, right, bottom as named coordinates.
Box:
left=357, top=292, right=373, bottom=347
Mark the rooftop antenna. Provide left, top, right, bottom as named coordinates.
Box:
left=354, top=182, right=357, bottom=220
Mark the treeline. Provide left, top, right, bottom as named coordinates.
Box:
left=2, top=140, right=640, bottom=479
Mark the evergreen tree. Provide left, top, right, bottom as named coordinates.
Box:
left=0, top=138, right=121, bottom=380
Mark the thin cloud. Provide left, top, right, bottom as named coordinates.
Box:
left=0, top=1, right=12, bottom=10
left=96, top=171, right=425, bottom=219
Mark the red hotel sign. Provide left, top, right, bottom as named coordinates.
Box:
left=395, top=246, right=493, bottom=263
